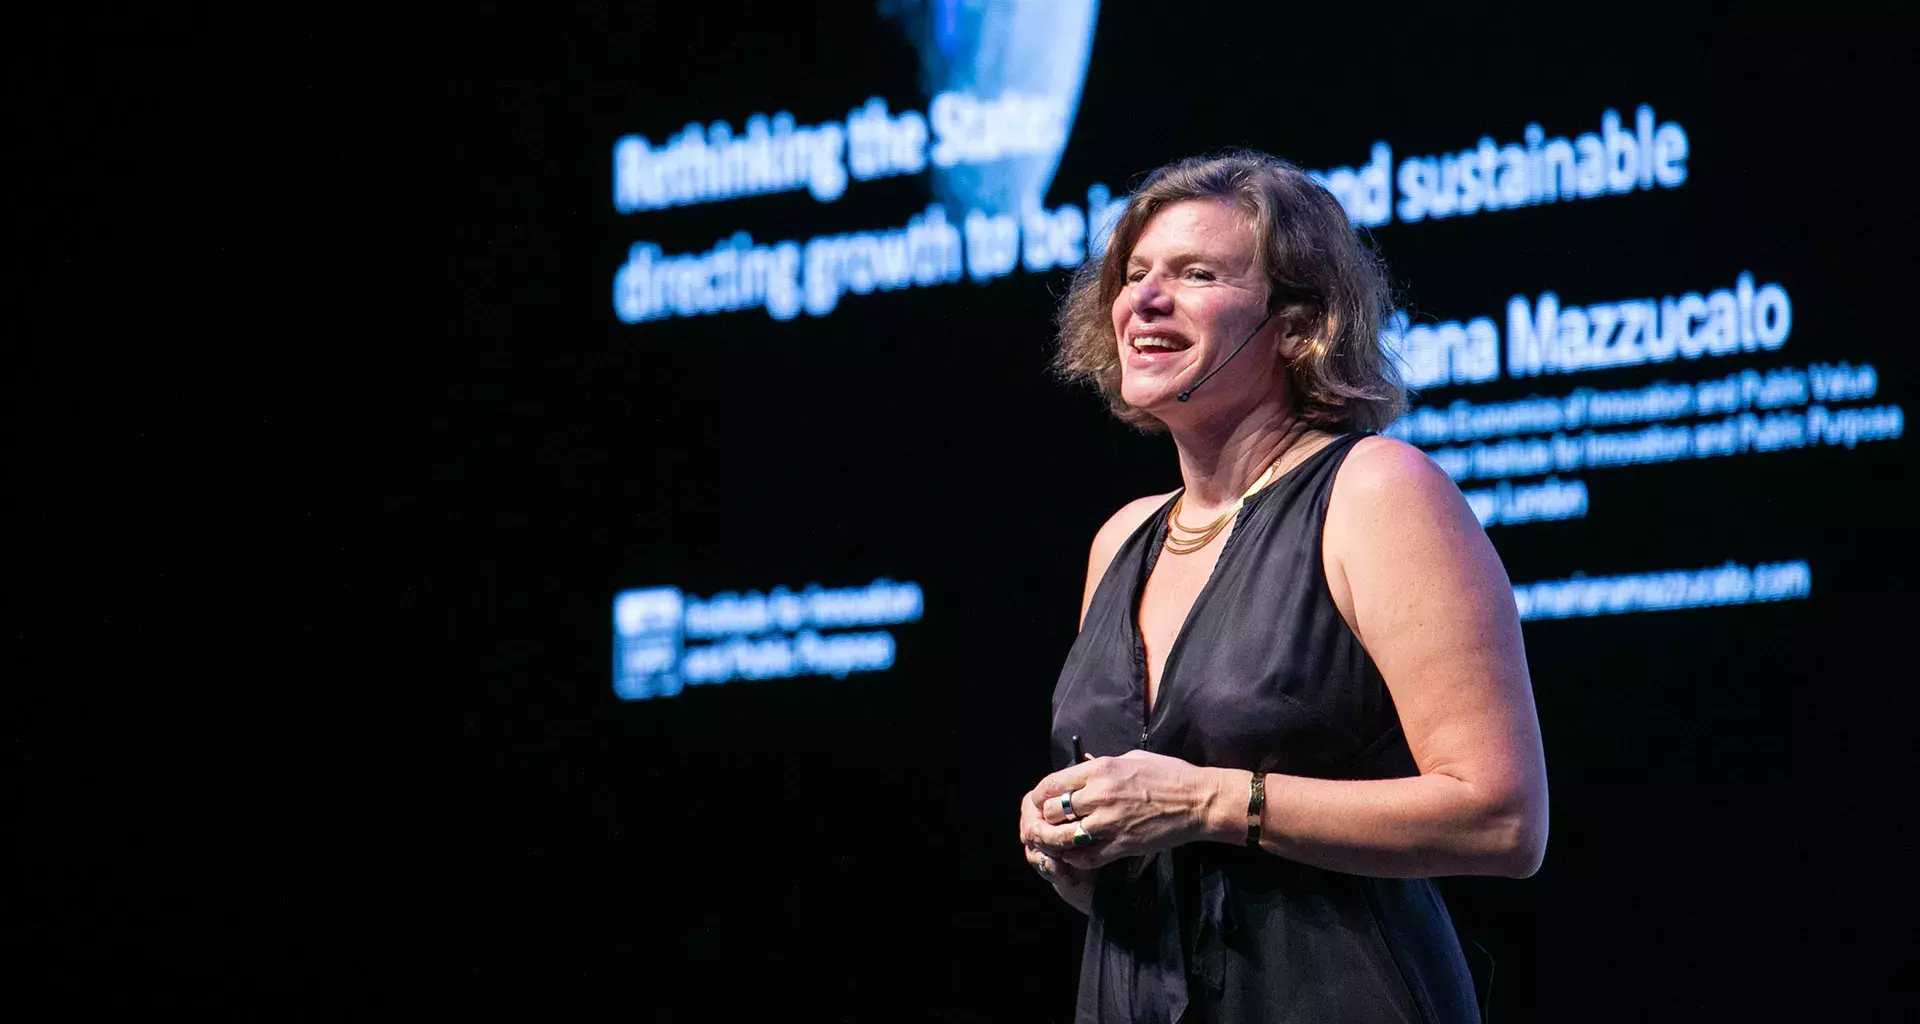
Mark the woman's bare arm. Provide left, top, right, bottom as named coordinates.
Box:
left=1187, top=438, right=1548, bottom=877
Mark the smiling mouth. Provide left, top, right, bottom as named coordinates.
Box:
left=1130, top=335, right=1192, bottom=353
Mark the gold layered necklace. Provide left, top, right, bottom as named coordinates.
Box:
left=1163, top=426, right=1311, bottom=556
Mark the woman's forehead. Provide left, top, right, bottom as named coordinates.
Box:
left=1128, top=199, right=1254, bottom=262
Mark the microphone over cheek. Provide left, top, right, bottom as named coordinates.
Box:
left=1176, top=311, right=1274, bottom=403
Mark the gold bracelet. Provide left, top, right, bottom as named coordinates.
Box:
left=1245, top=773, right=1266, bottom=848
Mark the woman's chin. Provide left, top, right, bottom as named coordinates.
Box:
left=1120, top=356, right=1201, bottom=411
left=1120, top=382, right=1185, bottom=413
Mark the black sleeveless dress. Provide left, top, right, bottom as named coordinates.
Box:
left=1049, top=433, right=1480, bottom=1024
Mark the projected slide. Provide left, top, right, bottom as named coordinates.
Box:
left=604, top=4, right=1904, bottom=700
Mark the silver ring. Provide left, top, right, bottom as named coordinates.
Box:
left=1060, top=791, right=1078, bottom=822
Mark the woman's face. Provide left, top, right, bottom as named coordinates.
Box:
left=1110, top=198, right=1278, bottom=414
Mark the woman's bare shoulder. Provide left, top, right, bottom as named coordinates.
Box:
left=1332, top=435, right=1461, bottom=509
left=1325, top=433, right=1489, bottom=569
left=1092, top=492, right=1175, bottom=554
left=1343, top=432, right=1437, bottom=472
left=1079, top=492, right=1175, bottom=626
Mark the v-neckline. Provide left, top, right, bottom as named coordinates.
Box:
left=1124, top=433, right=1350, bottom=742
left=1128, top=491, right=1255, bottom=741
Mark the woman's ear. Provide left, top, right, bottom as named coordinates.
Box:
left=1275, top=321, right=1313, bottom=361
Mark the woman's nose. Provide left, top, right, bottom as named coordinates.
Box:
left=1130, top=272, right=1172, bottom=314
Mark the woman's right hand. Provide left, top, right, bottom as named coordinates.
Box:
left=1021, top=787, right=1096, bottom=914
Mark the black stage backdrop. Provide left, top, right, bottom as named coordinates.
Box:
left=16, top=3, right=1917, bottom=1020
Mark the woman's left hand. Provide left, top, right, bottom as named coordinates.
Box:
left=1022, top=750, right=1214, bottom=871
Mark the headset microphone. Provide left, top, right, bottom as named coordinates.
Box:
left=1176, top=311, right=1275, bottom=402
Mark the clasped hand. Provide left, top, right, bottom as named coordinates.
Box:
left=1019, top=749, right=1211, bottom=872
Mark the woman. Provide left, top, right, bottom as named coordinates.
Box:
left=1019, top=151, right=1548, bottom=1023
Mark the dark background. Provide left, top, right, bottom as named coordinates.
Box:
left=13, top=3, right=1915, bottom=1020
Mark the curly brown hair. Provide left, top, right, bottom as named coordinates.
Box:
left=1053, top=150, right=1405, bottom=432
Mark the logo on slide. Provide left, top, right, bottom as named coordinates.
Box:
left=614, top=587, right=687, bottom=700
